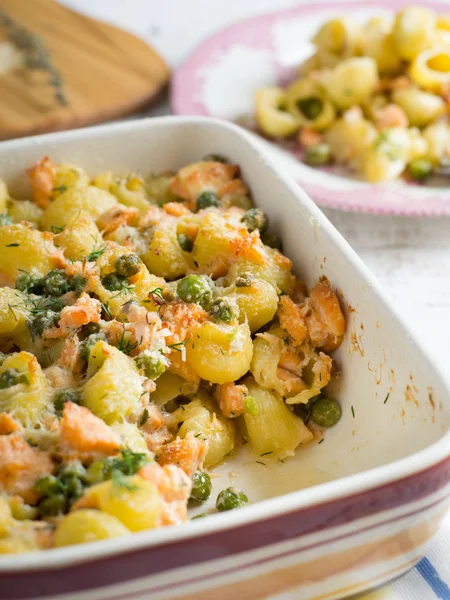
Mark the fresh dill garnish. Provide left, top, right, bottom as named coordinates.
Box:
left=260, top=451, right=273, bottom=457
left=101, top=301, right=112, bottom=320
left=50, top=224, right=65, bottom=234
left=139, top=408, right=149, bottom=427
left=52, top=185, right=68, bottom=194
left=111, top=469, right=138, bottom=493
left=351, top=405, right=355, bottom=418
left=115, top=325, right=138, bottom=355
left=167, top=340, right=188, bottom=352
left=6, top=243, right=19, bottom=247
left=255, top=461, right=266, bottom=466
left=384, top=393, right=390, bottom=404
left=318, top=438, right=324, bottom=444
left=149, top=287, right=164, bottom=299
left=86, top=237, right=107, bottom=262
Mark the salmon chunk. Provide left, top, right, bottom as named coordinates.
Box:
left=60, top=402, right=121, bottom=462
left=157, top=432, right=208, bottom=476
left=0, top=433, right=54, bottom=504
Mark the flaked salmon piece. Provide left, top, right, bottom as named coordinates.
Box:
left=374, top=104, right=408, bottom=130
left=160, top=301, right=207, bottom=344
left=162, top=202, right=191, bottom=217
left=27, top=156, right=56, bottom=209
left=276, top=367, right=307, bottom=395
left=0, top=433, right=54, bottom=504
left=0, top=413, right=21, bottom=435
left=298, top=128, right=324, bottom=148
left=139, top=462, right=191, bottom=525
left=43, top=293, right=102, bottom=339
left=278, top=296, right=308, bottom=346
left=305, top=282, right=345, bottom=352
left=97, top=205, right=138, bottom=234
left=60, top=402, right=121, bottom=462
left=215, top=382, right=248, bottom=418
left=157, top=431, right=208, bottom=476
left=170, top=161, right=241, bottom=210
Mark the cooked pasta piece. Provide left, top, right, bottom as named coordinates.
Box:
left=322, top=58, right=379, bottom=110
left=241, top=377, right=313, bottom=459
left=285, top=79, right=335, bottom=131
left=392, top=6, right=436, bottom=61
left=254, top=87, right=299, bottom=138
left=392, top=87, right=446, bottom=127
left=410, top=46, right=450, bottom=93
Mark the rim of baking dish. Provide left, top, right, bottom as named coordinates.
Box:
left=0, top=116, right=449, bottom=572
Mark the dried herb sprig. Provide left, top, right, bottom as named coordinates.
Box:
left=0, top=8, right=67, bottom=106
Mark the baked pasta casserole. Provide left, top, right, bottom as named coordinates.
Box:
left=0, top=155, right=345, bottom=552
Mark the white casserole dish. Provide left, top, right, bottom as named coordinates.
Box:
left=0, top=116, right=449, bottom=600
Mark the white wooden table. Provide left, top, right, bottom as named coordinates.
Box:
left=63, top=0, right=450, bottom=381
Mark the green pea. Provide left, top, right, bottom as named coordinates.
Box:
left=244, top=395, right=259, bottom=416
left=42, top=269, right=71, bottom=297
left=59, top=462, right=86, bottom=481
left=135, top=351, right=166, bottom=379
left=27, top=310, right=59, bottom=338
left=115, top=254, right=141, bottom=278
left=297, top=97, right=323, bottom=120
left=177, top=275, right=212, bottom=309
left=196, top=191, right=220, bottom=211
left=190, top=470, right=212, bottom=502
left=83, top=322, right=101, bottom=336
left=80, top=333, right=105, bottom=361
left=0, top=369, right=28, bottom=389
left=311, top=397, right=342, bottom=428
left=35, top=475, right=63, bottom=497
left=408, top=159, right=433, bottom=181
left=304, top=144, right=331, bottom=167
left=0, top=214, right=12, bottom=226
left=203, top=153, right=227, bottom=163
left=216, top=487, right=248, bottom=512
left=54, top=388, right=80, bottom=416
left=102, top=272, right=126, bottom=291
left=293, top=394, right=321, bottom=422
left=209, top=297, right=237, bottom=323
left=235, top=273, right=255, bottom=288
left=242, top=208, right=269, bottom=234
left=16, top=272, right=44, bottom=294
left=70, top=274, right=87, bottom=296
left=261, top=231, right=281, bottom=250
left=63, top=476, right=85, bottom=502
left=38, top=494, right=66, bottom=517
left=177, top=234, right=193, bottom=253
left=85, top=460, right=111, bottom=485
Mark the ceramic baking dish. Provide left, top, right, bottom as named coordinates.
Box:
left=0, top=117, right=449, bottom=600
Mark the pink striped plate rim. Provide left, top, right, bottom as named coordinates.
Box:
left=171, top=0, right=450, bottom=217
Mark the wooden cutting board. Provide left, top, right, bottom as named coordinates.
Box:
left=0, top=0, right=169, bottom=140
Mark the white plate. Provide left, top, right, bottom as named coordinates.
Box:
left=171, top=0, right=450, bottom=216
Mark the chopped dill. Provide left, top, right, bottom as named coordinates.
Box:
left=115, top=325, right=139, bottom=355
left=50, top=224, right=65, bottom=234
left=139, top=408, right=149, bottom=426
left=167, top=340, right=188, bottom=352
left=6, top=243, right=19, bottom=247
left=86, top=237, right=107, bottom=262
left=384, top=393, right=390, bottom=404
left=351, top=405, right=355, bottom=418
left=260, top=451, right=273, bottom=457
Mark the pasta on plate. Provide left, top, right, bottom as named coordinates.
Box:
left=0, top=155, right=344, bottom=553
left=254, top=5, right=450, bottom=183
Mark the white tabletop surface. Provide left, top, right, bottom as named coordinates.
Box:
left=61, top=0, right=450, bottom=382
